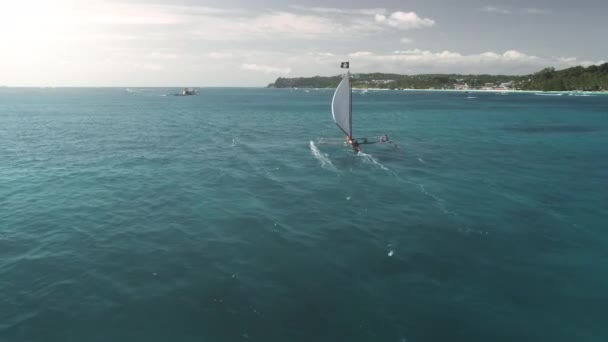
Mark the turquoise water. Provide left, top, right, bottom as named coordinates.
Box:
left=1, top=88, right=607, bottom=341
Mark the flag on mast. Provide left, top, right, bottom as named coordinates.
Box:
left=340, top=62, right=349, bottom=69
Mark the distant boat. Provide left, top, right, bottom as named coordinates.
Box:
left=182, top=88, right=197, bottom=96
left=168, top=88, right=197, bottom=96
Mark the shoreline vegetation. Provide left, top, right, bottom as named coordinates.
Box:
left=267, top=63, right=608, bottom=93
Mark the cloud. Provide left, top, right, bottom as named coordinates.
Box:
left=482, top=6, right=511, bottom=14
left=289, top=5, right=387, bottom=16
left=208, top=52, right=234, bottom=59
left=556, top=57, right=577, bottom=63
left=38, top=2, right=433, bottom=43
left=188, top=9, right=400, bottom=41
left=147, top=52, right=179, bottom=59
left=400, top=37, right=414, bottom=44
left=524, top=8, right=551, bottom=14
left=187, top=12, right=351, bottom=41
left=248, top=12, right=339, bottom=37
left=241, top=63, right=291, bottom=74
left=481, top=6, right=550, bottom=15
left=94, top=14, right=182, bottom=25
left=349, top=51, right=374, bottom=57
left=375, top=11, right=435, bottom=30
left=308, top=52, right=335, bottom=57
left=91, top=2, right=242, bottom=25
left=132, top=63, right=164, bottom=70
left=344, top=49, right=604, bottom=75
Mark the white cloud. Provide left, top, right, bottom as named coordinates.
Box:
left=400, top=37, right=413, bottom=44
left=241, top=63, right=291, bottom=74
left=94, top=14, right=182, bottom=25
left=481, top=6, right=550, bottom=15
left=91, top=2, right=242, bottom=25
left=375, top=11, right=435, bottom=30
left=289, top=5, right=387, bottom=16
left=248, top=12, right=339, bottom=37
left=208, top=52, right=234, bottom=59
left=133, top=63, right=164, bottom=70
left=349, top=51, right=374, bottom=57
left=10, top=2, right=432, bottom=44
left=188, top=9, right=404, bottom=41
left=344, top=49, right=604, bottom=75
left=579, top=60, right=606, bottom=67
left=308, top=52, right=335, bottom=57
left=188, top=11, right=352, bottom=41
left=393, top=49, right=425, bottom=54
left=556, top=57, right=577, bottom=63
left=482, top=6, right=511, bottom=14
left=147, top=52, right=179, bottom=59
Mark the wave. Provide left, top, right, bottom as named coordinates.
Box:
left=535, top=92, right=563, bottom=96
left=309, top=141, right=337, bottom=172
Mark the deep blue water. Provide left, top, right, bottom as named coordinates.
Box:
left=1, top=87, right=607, bottom=342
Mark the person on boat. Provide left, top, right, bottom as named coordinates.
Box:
left=380, top=134, right=390, bottom=143
left=347, top=137, right=361, bottom=152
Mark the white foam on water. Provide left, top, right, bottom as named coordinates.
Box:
left=417, top=183, right=457, bottom=216
left=357, top=151, right=396, bottom=175
left=309, top=141, right=337, bottom=171
left=388, top=250, right=394, bottom=257
left=418, top=157, right=425, bottom=164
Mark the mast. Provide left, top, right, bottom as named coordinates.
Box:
left=348, top=69, right=352, bottom=138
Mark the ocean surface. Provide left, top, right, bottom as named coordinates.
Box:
left=1, top=87, right=607, bottom=342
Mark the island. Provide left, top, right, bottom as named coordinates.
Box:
left=267, top=63, right=608, bottom=92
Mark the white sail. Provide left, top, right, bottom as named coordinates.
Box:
left=331, top=71, right=352, bottom=138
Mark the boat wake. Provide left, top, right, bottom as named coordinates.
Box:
left=417, top=183, right=457, bottom=216
left=357, top=151, right=396, bottom=175
left=309, top=141, right=337, bottom=171
left=357, top=151, right=457, bottom=216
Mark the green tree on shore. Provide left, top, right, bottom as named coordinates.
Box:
left=268, top=63, right=608, bottom=91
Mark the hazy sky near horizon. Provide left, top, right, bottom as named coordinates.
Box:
left=1, top=0, right=606, bottom=86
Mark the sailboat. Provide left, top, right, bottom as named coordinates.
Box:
left=331, top=62, right=392, bottom=152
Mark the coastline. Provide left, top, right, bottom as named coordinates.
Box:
left=349, top=88, right=608, bottom=95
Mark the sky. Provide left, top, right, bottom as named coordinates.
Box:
left=0, top=0, right=606, bottom=86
